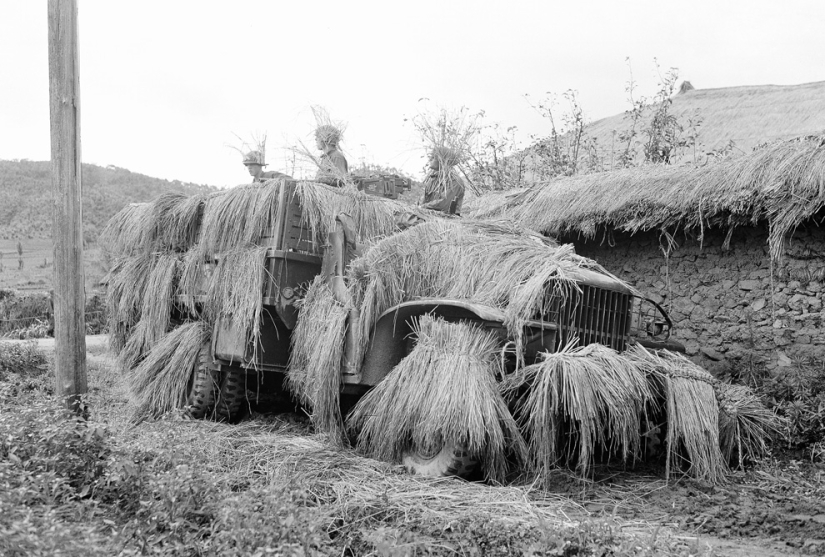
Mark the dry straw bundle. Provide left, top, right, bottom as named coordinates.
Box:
left=129, top=321, right=210, bottom=423
left=100, top=193, right=206, bottom=257
left=287, top=277, right=349, bottom=440
left=107, top=253, right=180, bottom=371
left=99, top=202, right=153, bottom=257
left=716, top=382, right=780, bottom=468
left=502, top=342, right=654, bottom=481
left=105, top=252, right=158, bottom=353
left=347, top=316, right=526, bottom=482
left=469, top=136, right=825, bottom=259
left=627, top=345, right=727, bottom=484
left=146, top=192, right=206, bottom=252
left=345, top=219, right=624, bottom=369
left=295, top=180, right=407, bottom=246
left=196, top=182, right=281, bottom=258
left=203, top=245, right=270, bottom=352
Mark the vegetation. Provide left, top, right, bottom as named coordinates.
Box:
left=0, top=160, right=215, bottom=242
left=0, top=289, right=106, bottom=338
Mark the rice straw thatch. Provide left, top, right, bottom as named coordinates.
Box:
left=105, top=252, right=156, bottom=354
left=470, top=136, right=825, bottom=260
left=345, top=219, right=627, bottom=370
left=347, top=316, right=526, bottom=482
left=295, top=180, right=407, bottom=246
left=197, top=182, right=281, bottom=258
left=716, top=382, right=780, bottom=468
left=99, top=202, right=153, bottom=257
left=129, top=321, right=210, bottom=422
left=287, top=276, right=349, bottom=441
left=627, top=345, right=727, bottom=484
left=205, top=245, right=270, bottom=356
left=502, top=342, right=654, bottom=482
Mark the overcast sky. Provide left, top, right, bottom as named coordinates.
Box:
left=1, top=0, right=823, bottom=187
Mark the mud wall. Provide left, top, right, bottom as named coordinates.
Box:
left=570, top=222, right=825, bottom=373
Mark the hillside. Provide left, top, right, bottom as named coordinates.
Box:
left=0, top=160, right=217, bottom=241
left=584, top=80, right=825, bottom=162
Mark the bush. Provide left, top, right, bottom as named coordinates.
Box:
left=762, top=359, right=825, bottom=450
left=0, top=340, right=48, bottom=378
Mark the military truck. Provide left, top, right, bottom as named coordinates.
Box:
left=179, top=179, right=683, bottom=468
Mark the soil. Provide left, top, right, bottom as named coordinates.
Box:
left=566, top=458, right=825, bottom=556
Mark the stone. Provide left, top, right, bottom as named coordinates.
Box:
left=722, top=279, right=736, bottom=290
left=648, top=293, right=665, bottom=305
left=788, top=280, right=802, bottom=289
left=777, top=352, right=794, bottom=367
left=751, top=298, right=766, bottom=311
left=773, top=320, right=784, bottom=329
left=789, top=294, right=805, bottom=306
left=809, top=297, right=822, bottom=310
left=809, top=281, right=822, bottom=293
left=684, top=341, right=700, bottom=356
left=701, top=347, right=724, bottom=361
left=739, top=279, right=760, bottom=291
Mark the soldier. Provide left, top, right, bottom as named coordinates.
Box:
left=243, top=150, right=291, bottom=183
left=314, top=124, right=349, bottom=187
left=421, top=146, right=465, bottom=215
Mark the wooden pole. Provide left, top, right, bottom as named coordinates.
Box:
left=48, top=0, right=87, bottom=413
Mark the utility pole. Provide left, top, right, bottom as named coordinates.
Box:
left=48, top=0, right=87, bottom=414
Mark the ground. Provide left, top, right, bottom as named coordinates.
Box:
left=1, top=337, right=822, bottom=556
left=0, top=238, right=105, bottom=292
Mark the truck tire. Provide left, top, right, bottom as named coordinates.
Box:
left=401, top=442, right=479, bottom=479
left=186, top=342, right=219, bottom=420
left=214, top=366, right=247, bottom=423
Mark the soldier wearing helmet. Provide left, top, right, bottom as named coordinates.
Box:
left=314, top=125, right=349, bottom=187
left=243, top=150, right=291, bottom=183
left=420, top=146, right=465, bottom=215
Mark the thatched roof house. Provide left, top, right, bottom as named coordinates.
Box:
left=470, top=136, right=825, bottom=370
left=473, top=135, right=825, bottom=260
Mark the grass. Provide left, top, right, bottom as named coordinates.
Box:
left=0, top=238, right=107, bottom=294
left=1, top=340, right=767, bottom=556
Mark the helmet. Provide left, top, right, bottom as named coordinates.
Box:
left=243, top=150, right=265, bottom=166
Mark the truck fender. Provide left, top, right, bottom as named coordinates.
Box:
left=356, top=299, right=506, bottom=386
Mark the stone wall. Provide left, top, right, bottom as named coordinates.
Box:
left=570, top=222, right=825, bottom=373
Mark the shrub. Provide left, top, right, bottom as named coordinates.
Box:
left=0, top=340, right=48, bottom=378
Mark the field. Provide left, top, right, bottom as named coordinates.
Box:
left=1, top=340, right=823, bottom=556
left=0, top=238, right=107, bottom=293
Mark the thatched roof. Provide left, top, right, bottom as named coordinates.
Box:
left=468, top=136, right=825, bottom=259
left=585, top=81, right=825, bottom=158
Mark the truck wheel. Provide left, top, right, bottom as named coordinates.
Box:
left=401, top=442, right=479, bottom=478
left=214, top=366, right=248, bottom=423
left=186, top=342, right=219, bottom=420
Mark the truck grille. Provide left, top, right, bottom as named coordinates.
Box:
left=548, top=285, right=631, bottom=352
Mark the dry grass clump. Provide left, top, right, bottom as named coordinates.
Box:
left=287, top=277, right=348, bottom=440
left=716, top=382, right=780, bottom=468
left=502, top=342, right=654, bottom=482
left=348, top=316, right=526, bottom=482
left=197, top=182, right=281, bottom=257
left=469, top=136, right=825, bottom=260
left=295, top=180, right=407, bottom=246
left=147, top=191, right=205, bottom=252
left=345, top=219, right=625, bottom=369
left=627, top=346, right=727, bottom=484
left=105, top=253, right=156, bottom=353
left=129, top=321, right=209, bottom=423
left=204, top=245, right=270, bottom=353
left=99, top=203, right=152, bottom=257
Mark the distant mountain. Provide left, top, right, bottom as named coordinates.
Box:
left=0, top=160, right=217, bottom=241
left=583, top=80, right=825, bottom=163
